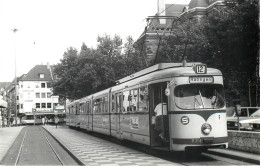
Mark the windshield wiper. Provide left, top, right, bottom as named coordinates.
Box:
left=199, top=90, right=205, bottom=108
left=194, top=96, right=201, bottom=108
left=212, top=90, right=218, bottom=109
left=212, top=89, right=224, bottom=109
left=194, top=90, right=205, bottom=109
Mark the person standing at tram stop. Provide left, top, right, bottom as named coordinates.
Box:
left=154, top=97, right=168, bottom=143
left=42, top=116, right=45, bottom=125
left=54, top=116, right=59, bottom=128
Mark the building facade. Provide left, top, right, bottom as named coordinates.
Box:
left=135, top=0, right=227, bottom=66
left=16, top=64, right=59, bottom=114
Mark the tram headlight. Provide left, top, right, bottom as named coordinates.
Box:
left=201, top=123, right=212, bottom=135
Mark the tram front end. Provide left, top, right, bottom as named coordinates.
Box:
left=168, top=64, right=228, bottom=151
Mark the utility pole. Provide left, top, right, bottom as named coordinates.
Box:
left=248, top=81, right=251, bottom=107
left=12, top=28, right=18, bottom=126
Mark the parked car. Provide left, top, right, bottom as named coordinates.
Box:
left=249, top=110, right=260, bottom=131
left=226, top=107, right=260, bottom=131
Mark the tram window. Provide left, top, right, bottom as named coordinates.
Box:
left=79, top=103, right=82, bottom=114
left=129, top=89, right=138, bottom=112
left=76, top=104, right=79, bottom=115
left=103, top=97, right=108, bottom=113
left=101, top=97, right=106, bottom=113
left=122, top=91, right=129, bottom=112
left=70, top=106, right=74, bottom=114
left=83, top=103, right=86, bottom=114
left=111, top=95, right=115, bottom=113
left=138, top=86, right=148, bottom=112
left=89, top=102, right=92, bottom=113
left=73, top=105, right=76, bottom=114
left=93, top=99, right=101, bottom=113
left=174, top=84, right=225, bottom=109
left=116, top=95, right=121, bottom=113
left=86, top=102, right=89, bottom=113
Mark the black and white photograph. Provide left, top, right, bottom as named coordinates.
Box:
left=0, top=0, right=259, bottom=165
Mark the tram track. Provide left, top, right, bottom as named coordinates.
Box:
left=39, top=127, right=65, bottom=165
left=1, top=126, right=83, bottom=165
left=14, top=128, right=27, bottom=165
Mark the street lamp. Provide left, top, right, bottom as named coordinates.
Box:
left=11, top=28, right=18, bottom=126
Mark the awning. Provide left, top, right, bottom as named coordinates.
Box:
left=0, top=98, right=7, bottom=108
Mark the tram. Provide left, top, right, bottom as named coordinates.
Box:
left=66, top=62, right=228, bottom=151
left=21, top=112, right=66, bottom=125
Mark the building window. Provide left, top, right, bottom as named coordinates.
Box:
left=41, top=93, right=46, bottom=98
left=41, top=103, right=46, bottom=108
left=36, top=103, right=40, bottom=108
left=47, top=83, right=51, bottom=88
left=39, top=74, right=45, bottom=78
left=47, top=103, right=51, bottom=108
left=47, top=93, right=51, bottom=98
left=21, top=85, right=23, bottom=88
left=41, top=83, right=45, bottom=88
left=35, top=84, right=39, bottom=88
left=36, top=93, right=40, bottom=98
left=17, top=96, right=19, bottom=100
left=21, top=104, right=23, bottom=109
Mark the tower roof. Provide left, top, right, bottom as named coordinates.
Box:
left=188, top=0, right=209, bottom=9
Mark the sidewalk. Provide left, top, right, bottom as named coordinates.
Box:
left=207, top=148, right=260, bottom=165
left=44, top=125, right=260, bottom=165
left=0, top=126, right=24, bottom=161
left=43, top=125, right=182, bottom=166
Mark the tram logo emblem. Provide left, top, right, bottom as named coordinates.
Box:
left=181, top=116, right=189, bottom=125
left=130, top=117, right=139, bottom=130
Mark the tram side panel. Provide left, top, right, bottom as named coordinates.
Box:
left=120, top=113, right=150, bottom=145
left=92, top=95, right=110, bottom=135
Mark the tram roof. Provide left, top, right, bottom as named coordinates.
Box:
left=117, top=62, right=202, bottom=84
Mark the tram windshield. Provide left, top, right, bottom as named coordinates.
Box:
left=174, top=84, right=225, bottom=110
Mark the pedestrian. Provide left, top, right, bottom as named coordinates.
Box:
left=54, top=116, right=59, bottom=128
left=42, top=116, right=45, bottom=125
left=10, top=117, right=14, bottom=127
left=45, top=116, right=47, bottom=125
left=154, top=101, right=168, bottom=142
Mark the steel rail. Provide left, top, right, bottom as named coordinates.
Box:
left=39, top=127, right=64, bottom=166
left=15, top=128, right=27, bottom=166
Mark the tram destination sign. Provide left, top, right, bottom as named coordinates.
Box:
left=189, top=76, right=214, bottom=83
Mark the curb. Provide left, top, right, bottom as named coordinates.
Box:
left=42, top=126, right=87, bottom=166
left=206, top=149, right=260, bottom=165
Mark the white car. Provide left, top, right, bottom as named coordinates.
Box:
left=226, top=107, right=260, bottom=131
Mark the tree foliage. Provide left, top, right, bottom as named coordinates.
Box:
left=53, top=35, right=143, bottom=100
left=155, top=0, right=258, bottom=105
left=53, top=0, right=258, bottom=106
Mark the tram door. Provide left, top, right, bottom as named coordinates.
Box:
left=115, top=93, right=123, bottom=139
left=149, top=82, right=169, bottom=147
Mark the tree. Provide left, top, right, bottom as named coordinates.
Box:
left=203, top=1, right=258, bottom=105
left=97, top=34, right=122, bottom=58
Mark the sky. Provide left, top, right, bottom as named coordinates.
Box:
left=0, top=0, right=191, bottom=82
